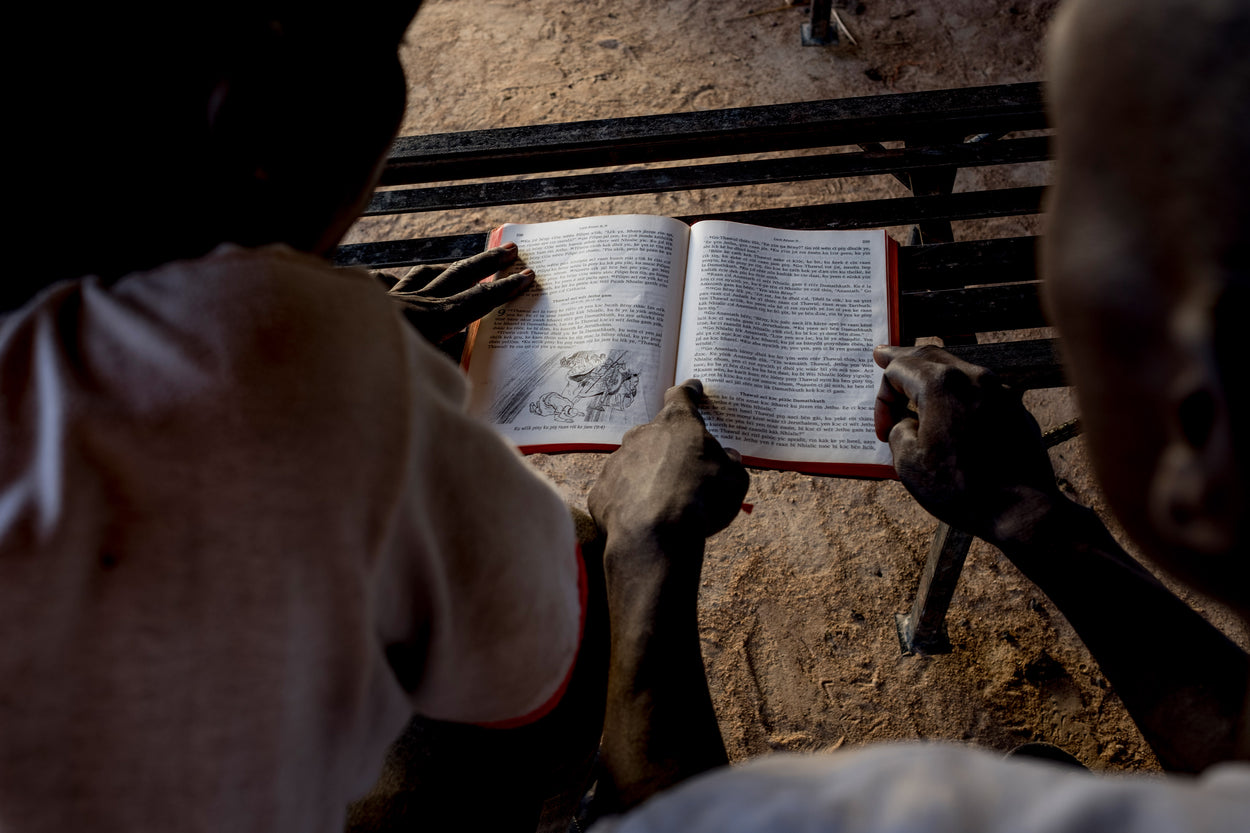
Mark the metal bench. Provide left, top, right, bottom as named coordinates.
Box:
left=336, top=81, right=1066, bottom=655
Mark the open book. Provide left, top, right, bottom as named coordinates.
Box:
left=463, top=214, right=899, bottom=477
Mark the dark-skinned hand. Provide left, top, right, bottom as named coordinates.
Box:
left=376, top=243, right=534, bottom=343
left=874, top=345, right=1063, bottom=548
left=589, top=380, right=749, bottom=556
left=587, top=381, right=744, bottom=817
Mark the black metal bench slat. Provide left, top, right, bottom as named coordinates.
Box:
left=945, top=339, right=1064, bottom=390
left=335, top=233, right=490, bottom=270
left=679, top=186, right=1044, bottom=232
left=381, top=82, right=1045, bottom=185
left=896, top=236, right=1037, bottom=290
left=901, top=283, right=1046, bottom=341
left=366, top=137, right=1049, bottom=216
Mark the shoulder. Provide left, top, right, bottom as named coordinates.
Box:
left=0, top=244, right=471, bottom=537
left=74, top=244, right=468, bottom=423
left=595, top=744, right=1250, bottom=833
left=111, top=244, right=430, bottom=383
left=1, top=244, right=442, bottom=399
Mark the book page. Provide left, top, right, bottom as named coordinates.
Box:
left=465, top=214, right=689, bottom=451
left=674, top=221, right=895, bottom=475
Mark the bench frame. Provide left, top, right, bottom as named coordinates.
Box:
left=338, top=81, right=1067, bottom=654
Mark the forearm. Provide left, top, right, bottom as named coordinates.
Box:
left=595, top=528, right=728, bottom=813
left=996, top=499, right=1250, bottom=771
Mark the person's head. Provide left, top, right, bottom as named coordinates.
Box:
left=14, top=5, right=422, bottom=305
left=1042, top=0, right=1250, bottom=610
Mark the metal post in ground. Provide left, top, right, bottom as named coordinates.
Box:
left=802, top=0, right=838, bottom=46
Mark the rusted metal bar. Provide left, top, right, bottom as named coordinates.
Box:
left=379, top=83, right=1045, bottom=184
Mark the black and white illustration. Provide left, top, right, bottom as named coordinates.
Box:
left=489, top=348, right=642, bottom=425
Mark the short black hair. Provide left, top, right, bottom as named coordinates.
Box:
left=10, top=4, right=422, bottom=307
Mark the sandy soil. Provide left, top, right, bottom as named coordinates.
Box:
left=349, top=0, right=1249, bottom=771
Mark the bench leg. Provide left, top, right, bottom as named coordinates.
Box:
left=895, top=522, right=972, bottom=654
left=801, top=0, right=838, bottom=46
left=896, top=419, right=1082, bottom=654
left=904, top=138, right=959, bottom=244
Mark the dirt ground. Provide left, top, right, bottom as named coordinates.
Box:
left=350, top=0, right=1249, bottom=771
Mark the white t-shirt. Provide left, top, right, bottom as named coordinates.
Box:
left=0, top=245, right=582, bottom=832
left=592, top=743, right=1249, bottom=832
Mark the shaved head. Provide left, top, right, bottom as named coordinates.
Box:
left=1043, top=0, right=1250, bottom=606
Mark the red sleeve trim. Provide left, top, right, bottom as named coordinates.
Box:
left=471, top=541, right=588, bottom=730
